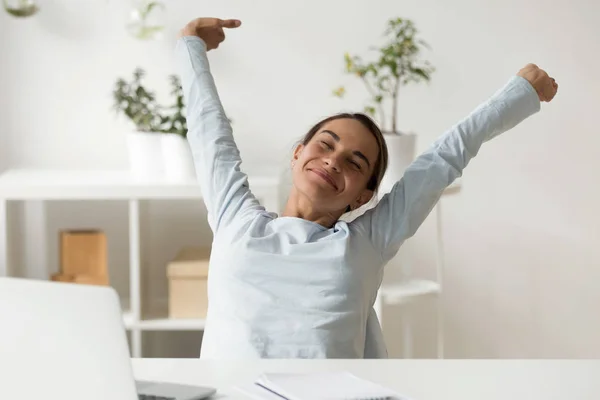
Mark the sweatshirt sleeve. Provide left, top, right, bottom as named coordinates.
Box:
left=353, top=75, right=541, bottom=263
left=175, top=36, right=263, bottom=233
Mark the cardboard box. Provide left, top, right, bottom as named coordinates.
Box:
left=55, top=230, right=109, bottom=286
left=167, top=246, right=210, bottom=319
left=60, top=230, right=107, bottom=277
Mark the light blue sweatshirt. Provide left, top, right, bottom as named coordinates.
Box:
left=175, top=36, right=541, bottom=359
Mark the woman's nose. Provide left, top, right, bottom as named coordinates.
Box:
left=324, top=156, right=341, bottom=172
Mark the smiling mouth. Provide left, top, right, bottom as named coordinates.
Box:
left=309, top=169, right=338, bottom=190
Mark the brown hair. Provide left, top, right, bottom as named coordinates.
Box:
left=300, top=113, right=389, bottom=192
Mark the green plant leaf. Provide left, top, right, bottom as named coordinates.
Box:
left=332, top=86, right=346, bottom=98
left=140, top=1, right=164, bottom=20
left=133, top=25, right=165, bottom=40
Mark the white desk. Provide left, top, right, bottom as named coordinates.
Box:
left=132, top=359, right=600, bottom=399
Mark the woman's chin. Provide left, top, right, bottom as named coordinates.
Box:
left=301, top=178, right=334, bottom=194
left=296, top=180, right=336, bottom=201
left=294, top=183, right=349, bottom=214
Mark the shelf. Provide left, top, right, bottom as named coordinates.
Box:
left=124, top=312, right=205, bottom=331
left=121, top=299, right=206, bottom=331
left=377, top=178, right=462, bottom=201
left=136, top=317, right=206, bottom=331
left=444, top=178, right=462, bottom=196
left=123, top=309, right=135, bottom=328
left=0, top=168, right=280, bottom=200
left=380, top=279, right=441, bottom=305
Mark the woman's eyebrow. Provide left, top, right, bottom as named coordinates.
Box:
left=321, top=130, right=372, bottom=168
left=352, top=151, right=371, bottom=168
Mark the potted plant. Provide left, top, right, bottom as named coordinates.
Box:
left=126, top=0, right=166, bottom=41
left=159, top=75, right=196, bottom=182
left=333, top=17, right=435, bottom=194
left=3, top=0, right=39, bottom=17
left=112, top=68, right=195, bottom=181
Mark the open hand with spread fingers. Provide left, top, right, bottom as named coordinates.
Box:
left=517, top=63, right=558, bottom=102
left=179, top=17, right=242, bottom=51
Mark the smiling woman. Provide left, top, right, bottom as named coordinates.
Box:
left=175, top=17, right=558, bottom=360
left=288, top=113, right=389, bottom=221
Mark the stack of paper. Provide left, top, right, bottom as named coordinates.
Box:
left=236, top=371, right=408, bottom=400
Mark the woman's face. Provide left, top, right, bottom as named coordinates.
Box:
left=292, top=118, right=380, bottom=213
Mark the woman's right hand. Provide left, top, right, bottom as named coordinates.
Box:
left=179, top=17, right=241, bottom=51
left=517, top=63, right=558, bottom=102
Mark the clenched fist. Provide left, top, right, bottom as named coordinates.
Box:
left=517, top=64, right=558, bottom=102
left=179, top=17, right=241, bottom=50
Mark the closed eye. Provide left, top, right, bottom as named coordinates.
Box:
left=320, top=140, right=333, bottom=150
left=349, top=159, right=362, bottom=170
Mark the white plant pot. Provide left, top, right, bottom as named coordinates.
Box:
left=127, top=131, right=164, bottom=181
left=379, top=132, right=417, bottom=197
left=161, top=134, right=196, bottom=182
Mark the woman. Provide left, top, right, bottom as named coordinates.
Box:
left=175, top=17, right=558, bottom=359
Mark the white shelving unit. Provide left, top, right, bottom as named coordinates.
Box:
left=0, top=168, right=281, bottom=357
left=375, top=179, right=462, bottom=359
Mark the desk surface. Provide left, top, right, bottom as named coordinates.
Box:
left=132, top=359, right=600, bottom=400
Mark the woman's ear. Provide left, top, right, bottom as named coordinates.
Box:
left=292, top=143, right=304, bottom=165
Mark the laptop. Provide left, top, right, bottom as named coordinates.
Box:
left=0, top=277, right=216, bottom=400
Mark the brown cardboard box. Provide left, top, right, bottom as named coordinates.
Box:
left=167, top=246, right=210, bottom=319
left=54, top=230, right=109, bottom=286
left=60, top=230, right=107, bottom=277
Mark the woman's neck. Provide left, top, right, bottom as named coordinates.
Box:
left=281, top=188, right=343, bottom=228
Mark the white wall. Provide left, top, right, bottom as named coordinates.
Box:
left=2, top=0, right=599, bottom=358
